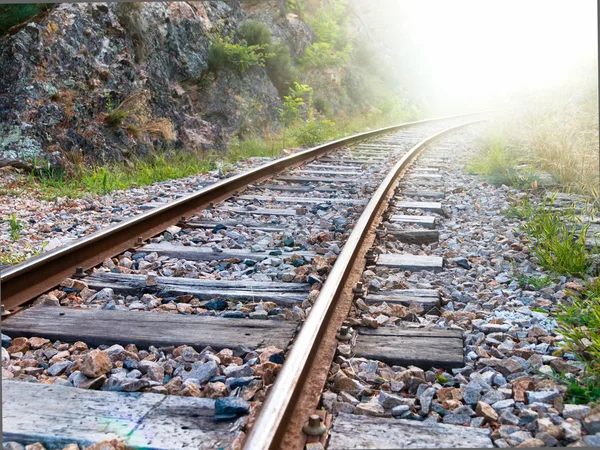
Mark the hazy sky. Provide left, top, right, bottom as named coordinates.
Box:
left=353, top=0, right=598, bottom=113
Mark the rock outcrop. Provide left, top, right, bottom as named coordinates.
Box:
left=0, top=1, right=309, bottom=169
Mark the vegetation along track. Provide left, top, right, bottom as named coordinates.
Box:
left=1, top=112, right=491, bottom=449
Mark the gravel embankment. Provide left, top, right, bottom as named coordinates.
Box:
left=322, top=128, right=600, bottom=448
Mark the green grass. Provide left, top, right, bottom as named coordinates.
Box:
left=208, top=35, right=269, bottom=73
left=468, top=135, right=539, bottom=188
left=551, top=369, right=600, bottom=404
left=514, top=273, right=553, bottom=290
left=476, top=81, right=599, bottom=196
left=508, top=196, right=591, bottom=276
left=511, top=195, right=600, bottom=403
left=25, top=152, right=219, bottom=200
left=2, top=213, right=23, bottom=242
left=12, top=97, right=415, bottom=201
left=553, top=280, right=600, bottom=403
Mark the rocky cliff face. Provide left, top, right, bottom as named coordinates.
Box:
left=0, top=1, right=312, bottom=170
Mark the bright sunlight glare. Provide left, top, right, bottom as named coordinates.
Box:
left=366, top=0, right=598, bottom=113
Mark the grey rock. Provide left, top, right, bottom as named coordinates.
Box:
left=378, top=391, right=412, bottom=409
left=1, top=334, right=12, bottom=348
left=68, top=370, right=88, bottom=388
left=492, top=399, right=515, bottom=411
left=562, top=404, right=591, bottom=420
left=1, top=347, right=9, bottom=366
left=583, top=434, right=600, bottom=446
left=391, top=405, right=411, bottom=416
left=453, top=405, right=476, bottom=417
left=563, top=420, right=582, bottom=442
left=47, top=360, right=72, bottom=376
left=418, top=387, right=436, bottom=414
left=442, top=413, right=471, bottom=426
left=584, top=412, right=600, bottom=434
left=2, top=443, right=26, bottom=450
left=498, top=409, right=520, bottom=426
left=526, top=388, right=560, bottom=404
left=120, top=378, right=149, bottom=392
left=535, top=431, right=558, bottom=447
left=481, top=390, right=506, bottom=405
left=463, top=385, right=482, bottom=405
left=215, top=397, right=250, bottom=420
left=321, top=391, right=337, bottom=412
left=355, top=398, right=385, bottom=416
left=184, top=360, right=219, bottom=383
left=223, top=363, right=255, bottom=378
left=509, top=431, right=533, bottom=444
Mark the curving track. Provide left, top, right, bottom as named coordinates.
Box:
left=1, top=112, right=492, bottom=449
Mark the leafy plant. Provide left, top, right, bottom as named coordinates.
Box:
left=238, top=20, right=272, bottom=47
left=208, top=35, right=270, bottom=72
left=507, top=196, right=592, bottom=276
left=278, top=82, right=312, bottom=125
left=105, top=109, right=129, bottom=127
left=514, top=273, right=553, bottom=290
left=4, top=213, right=23, bottom=242
left=295, top=119, right=336, bottom=146
left=308, top=0, right=348, bottom=49
left=265, top=42, right=296, bottom=93
left=298, top=42, right=351, bottom=69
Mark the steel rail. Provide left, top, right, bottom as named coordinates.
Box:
left=0, top=111, right=482, bottom=313
left=242, top=120, right=482, bottom=450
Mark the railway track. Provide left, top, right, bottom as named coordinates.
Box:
left=1, top=113, right=493, bottom=449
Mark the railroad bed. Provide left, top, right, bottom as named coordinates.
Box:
left=2, top=115, right=496, bottom=449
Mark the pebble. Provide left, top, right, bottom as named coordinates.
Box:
left=322, top=130, right=597, bottom=447
left=215, top=397, right=251, bottom=420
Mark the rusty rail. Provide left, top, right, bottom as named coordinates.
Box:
left=242, top=120, right=482, bottom=450
left=0, top=112, right=482, bottom=313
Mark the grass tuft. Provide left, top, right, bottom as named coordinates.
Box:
left=468, top=135, right=539, bottom=188
left=554, top=279, right=600, bottom=403
left=4, top=213, right=23, bottom=242
left=508, top=196, right=591, bottom=277
left=514, top=273, right=553, bottom=290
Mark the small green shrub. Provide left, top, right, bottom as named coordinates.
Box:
left=295, top=119, right=336, bottom=146
left=468, top=136, right=538, bottom=187
left=554, top=280, right=600, bottom=402
left=298, top=42, right=351, bottom=69
left=105, top=109, right=129, bottom=127
left=308, top=1, right=348, bottom=49
left=238, top=20, right=272, bottom=47
left=314, top=96, right=332, bottom=116
left=510, top=197, right=590, bottom=276
left=5, top=213, right=23, bottom=242
left=208, top=35, right=269, bottom=72
left=265, top=42, right=296, bottom=92
left=278, top=82, right=312, bottom=125
left=514, top=273, right=554, bottom=290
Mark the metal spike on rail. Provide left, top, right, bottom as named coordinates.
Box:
left=336, top=326, right=353, bottom=341
left=352, top=281, right=366, bottom=299
left=365, top=248, right=378, bottom=266
left=302, top=414, right=327, bottom=436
